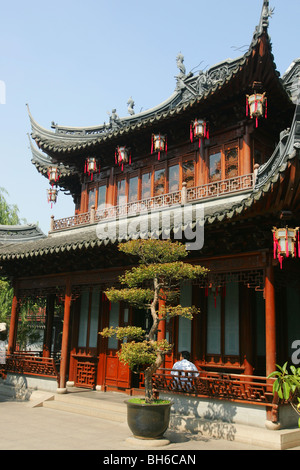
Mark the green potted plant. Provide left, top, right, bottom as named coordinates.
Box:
left=100, top=239, right=207, bottom=440
left=268, top=362, right=300, bottom=427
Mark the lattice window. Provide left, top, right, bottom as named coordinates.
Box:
left=194, top=270, right=265, bottom=292
left=225, top=147, right=238, bottom=179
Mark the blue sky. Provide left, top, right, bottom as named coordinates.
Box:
left=0, top=0, right=299, bottom=234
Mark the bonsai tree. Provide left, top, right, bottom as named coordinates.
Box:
left=100, top=239, right=208, bottom=403
left=268, top=362, right=300, bottom=427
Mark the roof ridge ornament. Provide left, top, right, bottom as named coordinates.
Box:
left=259, top=0, right=274, bottom=33
left=127, top=97, right=135, bottom=116
left=176, top=52, right=186, bottom=79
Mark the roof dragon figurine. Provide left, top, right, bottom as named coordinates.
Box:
left=127, top=97, right=135, bottom=115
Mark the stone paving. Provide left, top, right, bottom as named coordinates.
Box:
left=0, top=393, right=298, bottom=452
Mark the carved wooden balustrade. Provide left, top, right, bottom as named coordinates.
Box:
left=51, top=173, right=254, bottom=232
left=1, top=352, right=60, bottom=383
left=152, top=369, right=275, bottom=408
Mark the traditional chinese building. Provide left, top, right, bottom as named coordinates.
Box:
left=1, top=1, right=300, bottom=429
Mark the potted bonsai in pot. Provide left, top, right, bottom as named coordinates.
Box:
left=100, top=239, right=208, bottom=440
left=268, top=362, right=300, bottom=427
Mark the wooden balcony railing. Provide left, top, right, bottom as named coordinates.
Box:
left=1, top=352, right=60, bottom=382
left=151, top=369, right=275, bottom=408
left=51, top=173, right=254, bottom=232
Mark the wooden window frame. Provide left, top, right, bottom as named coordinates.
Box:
left=207, top=142, right=239, bottom=183
left=205, top=284, right=241, bottom=367
left=86, top=179, right=108, bottom=212
left=76, top=288, right=101, bottom=355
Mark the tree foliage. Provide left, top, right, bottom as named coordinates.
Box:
left=100, top=239, right=208, bottom=403
left=0, top=187, right=20, bottom=226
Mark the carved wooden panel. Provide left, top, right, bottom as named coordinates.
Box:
left=152, top=369, right=275, bottom=407
left=75, top=358, right=97, bottom=388
left=5, top=353, right=59, bottom=380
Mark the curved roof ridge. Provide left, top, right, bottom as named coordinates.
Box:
left=28, top=1, right=282, bottom=156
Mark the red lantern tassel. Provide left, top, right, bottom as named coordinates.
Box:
left=273, top=232, right=277, bottom=259
left=165, top=137, right=167, bottom=154
left=158, top=151, right=160, bottom=161
left=129, top=154, right=131, bottom=165
left=206, top=125, right=209, bottom=139
left=190, top=124, right=193, bottom=143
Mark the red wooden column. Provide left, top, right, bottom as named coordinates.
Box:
left=157, top=294, right=166, bottom=372
left=265, top=257, right=276, bottom=377
left=7, top=282, right=19, bottom=355
left=157, top=294, right=166, bottom=342
left=58, top=279, right=72, bottom=392
left=243, top=125, right=252, bottom=175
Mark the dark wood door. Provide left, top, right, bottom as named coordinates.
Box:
left=103, top=303, right=131, bottom=390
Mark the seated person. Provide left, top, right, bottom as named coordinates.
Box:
left=171, top=351, right=199, bottom=391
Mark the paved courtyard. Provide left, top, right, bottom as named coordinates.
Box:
left=0, top=395, right=298, bottom=452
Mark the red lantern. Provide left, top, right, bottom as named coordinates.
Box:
left=272, top=226, right=300, bottom=269
left=190, top=119, right=209, bottom=147
left=47, top=166, right=59, bottom=186
left=84, top=157, right=99, bottom=181
left=115, top=146, right=131, bottom=171
left=47, top=187, right=57, bottom=208
left=151, top=133, right=167, bottom=160
left=246, top=92, right=267, bottom=128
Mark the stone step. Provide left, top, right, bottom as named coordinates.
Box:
left=52, top=392, right=127, bottom=413
left=169, top=414, right=300, bottom=450
left=43, top=397, right=127, bottom=423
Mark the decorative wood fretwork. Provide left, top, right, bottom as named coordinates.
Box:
left=152, top=369, right=274, bottom=407
left=51, top=173, right=254, bottom=232
left=75, top=358, right=97, bottom=388
left=18, top=285, right=65, bottom=302
left=5, top=353, right=59, bottom=382
left=194, top=269, right=265, bottom=291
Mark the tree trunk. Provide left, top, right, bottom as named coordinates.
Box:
left=144, top=351, right=164, bottom=403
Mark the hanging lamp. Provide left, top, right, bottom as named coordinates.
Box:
left=151, top=133, right=167, bottom=160
left=190, top=119, right=209, bottom=147
left=84, top=157, right=100, bottom=181
left=47, top=187, right=58, bottom=208
left=115, top=146, right=131, bottom=171
left=47, top=166, right=60, bottom=186
left=246, top=92, right=267, bottom=128
left=272, top=226, right=300, bottom=269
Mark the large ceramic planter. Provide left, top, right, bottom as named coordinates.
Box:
left=125, top=399, right=172, bottom=439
